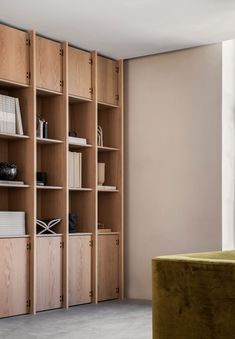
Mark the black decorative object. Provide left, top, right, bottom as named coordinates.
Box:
left=37, top=172, right=48, bottom=186
left=69, top=213, right=77, bottom=233
left=0, top=162, right=17, bottom=180
left=37, top=115, right=49, bottom=139
left=43, top=121, right=48, bottom=139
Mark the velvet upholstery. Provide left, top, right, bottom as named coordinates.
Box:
left=152, top=251, right=235, bottom=339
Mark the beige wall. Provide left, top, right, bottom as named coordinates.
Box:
left=125, top=44, right=222, bottom=300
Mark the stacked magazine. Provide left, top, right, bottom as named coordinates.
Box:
left=0, top=95, right=24, bottom=135
left=69, top=151, right=82, bottom=188
left=0, top=211, right=25, bottom=236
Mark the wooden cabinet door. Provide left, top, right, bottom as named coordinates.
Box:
left=98, top=234, right=119, bottom=301
left=97, top=56, right=118, bottom=105
left=0, top=24, right=30, bottom=85
left=36, top=236, right=62, bottom=311
left=0, top=238, right=29, bottom=318
left=36, top=36, right=63, bottom=93
left=68, top=47, right=92, bottom=99
left=69, top=235, right=92, bottom=305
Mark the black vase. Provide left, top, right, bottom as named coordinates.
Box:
left=69, top=213, right=77, bottom=233
left=0, top=162, right=17, bottom=180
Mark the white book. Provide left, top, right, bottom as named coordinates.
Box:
left=0, top=211, right=25, bottom=236
left=9, top=96, right=16, bottom=134
left=0, top=95, right=4, bottom=133
left=74, top=152, right=82, bottom=188
left=79, top=153, right=82, bottom=187
left=74, top=152, right=79, bottom=187
left=15, top=98, right=24, bottom=135
left=5, top=96, right=15, bottom=134
left=68, top=136, right=87, bottom=145
left=68, top=151, right=74, bottom=188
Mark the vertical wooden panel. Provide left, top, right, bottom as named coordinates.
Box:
left=0, top=238, right=29, bottom=318
left=36, top=36, right=62, bottom=93
left=98, top=234, right=119, bottom=301
left=36, top=236, right=62, bottom=311
left=97, top=56, right=118, bottom=105
left=69, top=235, right=92, bottom=305
left=68, top=47, right=92, bottom=99
left=0, top=24, right=29, bottom=85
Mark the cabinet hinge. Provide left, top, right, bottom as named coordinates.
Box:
left=59, top=48, right=64, bottom=56
left=89, top=240, right=93, bottom=247
left=115, top=66, right=119, bottom=73
left=60, top=295, right=64, bottom=303
left=115, top=94, right=119, bottom=101
left=26, top=39, right=30, bottom=47
left=89, top=87, right=93, bottom=94
left=27, top=242, right=31, bottom=251
left=89, top=58, right=93, bottom=65
left=89, top=291, right=93, bottom=298
left=60, top=80, right=64, bottom=87
left=26, top=299, right=31, bottom=307
left=116, top=287, right=119, bottom=294
left=60, top=241, right=64, bottom=249
left=116, top=239, right=119, bottom=246
left=26, top=71, right=31, bottom=80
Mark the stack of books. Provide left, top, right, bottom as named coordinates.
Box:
left=68, top=136, right=87, bottom=146
left=0, top=211, right=25, bottom=236
left=69, top=151, right=82, bottom=188
left=97, top=185, right=117, bottom=191
left=0, top=95, right=24, bottom=135
left=0, top=180, right=25, bottom=186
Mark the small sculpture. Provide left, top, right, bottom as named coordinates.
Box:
left=98, top=163, right=105, bottom=185
left=97, top=125, right=103, bottom=146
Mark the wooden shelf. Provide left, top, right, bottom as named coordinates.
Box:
left=37, top=137, right=63, bottom=144
left=36, top=234, right=63, bottom=237
left=69, top=187, right=92, bottom=191
left=0, top=24, right=123, bottom=317
left=69, top=95, right=92, bottom=104
left=98, top=189, right=119, bottom=192
left=69, top=142, right=92, bottom=149
left=36, top=185, right=63, bottom=190
left=98, top=146, right=119, bottom=152
left=0, top=78, right=29, bottom=89
left=0, top=183, right=29, bottom=188
left=0, top=133, right=29, bottom=140
left=69, top=232, right=93, bottom=236
left=0, top=235, right=30, bottom=239
left=98, top=101, right=119, bottom=110
left=98, top=232, right=120, bottom=235
left=36, top=87, right=63, bottom=96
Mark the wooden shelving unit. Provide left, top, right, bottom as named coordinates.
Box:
left=0, top=23, right=123, bottom=318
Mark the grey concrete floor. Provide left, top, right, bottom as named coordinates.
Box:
left=0, top=300, right=152, bottom=339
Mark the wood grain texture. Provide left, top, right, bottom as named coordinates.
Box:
left=36, top=36, right=62, bottom=93
left=97, top=56, right=118, bottom=105
left=69, top=235, right=92, bottom=305
left=36, top=236, right=62, bottom=311
left=98, top=234, right=119, bottom=301
left=68, top=47, right=92, bottom=99
left=0, top=24, right=29, bottom=85
left=0, top=238, right=29, bottom=318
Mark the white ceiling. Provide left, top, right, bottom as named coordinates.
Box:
left=1, top=0, right=235, bottom=59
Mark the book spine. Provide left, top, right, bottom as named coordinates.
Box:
left=79, top=152, right=82, bottom=188
left=15, top=98, right=24, bottom=135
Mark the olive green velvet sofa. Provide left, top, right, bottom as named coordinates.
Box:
left=152, top=251, right=235, bottom=339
